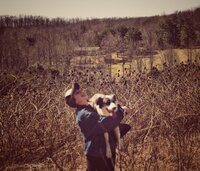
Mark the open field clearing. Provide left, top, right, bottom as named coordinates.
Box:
left=111, top=49, right=200, bottom=76
left=70, top=49, right=200, bottom=78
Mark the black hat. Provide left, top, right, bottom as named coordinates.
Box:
left=64, top=83, right=80, bottom=108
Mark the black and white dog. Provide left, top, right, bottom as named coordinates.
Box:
left=89, top=93, right=124, bottom=158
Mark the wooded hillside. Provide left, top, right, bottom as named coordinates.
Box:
left=0, top=7, right=200, bottom=73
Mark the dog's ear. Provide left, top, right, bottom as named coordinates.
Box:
left=110, top=94, right=116, bottom=102
left=96, top=97, right=104, bottom=108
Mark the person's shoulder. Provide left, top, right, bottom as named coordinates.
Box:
left=76, top=105, right=98, bottom=121
left=76, top=107, right=86, bottom=117
left=76, top=106, right=92, bottom=119
left=76, top=105, right=89, bottom=113
left=76, top=105, right=95, bottom=113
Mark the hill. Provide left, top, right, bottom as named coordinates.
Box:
left=0, top=7, right=200, bottom=73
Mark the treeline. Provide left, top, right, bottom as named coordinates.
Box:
left=0, top=15, right=97, bottom=28
left=157, top=8, right=200, bottom=49
left=0, top=15, right=153, bottom=28
left=0, top=7, right=200, bottom=73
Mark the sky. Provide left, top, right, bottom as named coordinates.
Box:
left=0, top=0, right=200, bottom=19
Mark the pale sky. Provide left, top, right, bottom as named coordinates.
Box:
left=0, top=0, right=199, bottom=19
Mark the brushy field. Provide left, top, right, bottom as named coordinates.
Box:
left=0, top=62, right=200, bottom=171
left=111, top=48, right=200, bottom=76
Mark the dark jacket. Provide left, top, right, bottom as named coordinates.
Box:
left=75, top=104, right=124, bottom=157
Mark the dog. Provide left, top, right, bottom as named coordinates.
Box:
left=89, top=93, right=123, bottom=158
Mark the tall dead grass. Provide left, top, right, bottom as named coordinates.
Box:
left=0, top=63, right=199, bottom=171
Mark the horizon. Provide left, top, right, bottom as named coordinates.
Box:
left=0, top=0, right=200, bottom=20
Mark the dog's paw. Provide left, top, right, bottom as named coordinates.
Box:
left=118, top=141, right=124, bottom=151
left=121, top=106, right=130, bottom=114
left=121, top=106, right=128, bottom=110
left=106, top=147, right=112, bottom=158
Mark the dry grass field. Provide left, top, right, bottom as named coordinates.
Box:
left=111, top=49, right=200, bottom=76
left=70, top=48, right=200, bottom=79
left=0, top=56, right=200, bottom=170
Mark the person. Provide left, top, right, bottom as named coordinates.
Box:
left=65, top=83, right=131, bottom=171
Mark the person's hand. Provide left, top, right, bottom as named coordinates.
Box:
left=121, top=106, right=130, bottom=114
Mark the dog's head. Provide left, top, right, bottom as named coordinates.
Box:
left=95, top=94, right=118, bottom=113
